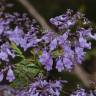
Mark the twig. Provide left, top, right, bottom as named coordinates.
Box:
left=74, top=64, right=90, bottom=87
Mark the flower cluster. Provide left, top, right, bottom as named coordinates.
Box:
left=1, top=4, right=96, bottom=81
left=0, top=4, right=40, bottom=82
left=39, top=9, right=96, bottom=72
left=70, top=86, right=96, bottom=96
left=0, top=66, right=15, bottom=82
left=0, top=10, right=40, bottom=51
left=17, top=78, right=63, bottom=96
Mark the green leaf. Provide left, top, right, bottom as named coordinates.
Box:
left=11, top=42, right=25, bottom=59
left=51, top=49, right=63, bottom=58
left=10, top=58, right=43, bottom=89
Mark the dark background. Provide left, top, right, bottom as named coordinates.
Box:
left=8, top=0, right=96, bottom=22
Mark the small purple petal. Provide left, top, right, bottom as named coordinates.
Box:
left=6, top=68, right=15, bottom=82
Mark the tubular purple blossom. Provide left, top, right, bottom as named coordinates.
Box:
left=70, top=86, right=96, bottom=96
left=56, top=57, right=64, bottom=72
left=6, top=67, right=15, bottom=82
left=39, top=50, right=53, bottom=71
left=17, top=78, right=63, bottom=96
left=0, top=43, right=15, bottom=61
left=0, top=72, right=4, bottom=82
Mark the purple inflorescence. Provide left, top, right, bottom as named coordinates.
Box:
left=70, top=86, right=96, bottom=96
left=0, top=10, right=40, bottom=51
left=38, top=9, right=96, bottom=72
left=6, top=26, right=41, bottom=51
left=0, top=66, right=15, bottom=82
left=0, top=2, right=96, bottom=96
left=71, top=88, right=87, bottom=96
left=39, top=50, right=53, bottom=71
left=0, top=42, right=15, bottom=61
left=17, top=78, right=63, bottom=96
left=56, top=57, right=64, bottom=72
left=1, top=4, right=96, bottom=74
left=0, top=4, right=40, bottom=82
left=6, top=66, right=15, bottom=82
left=0, top=7, right=96, bottom=81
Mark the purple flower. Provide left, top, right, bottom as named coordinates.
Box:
left=26, top=38, right=41, bottom=50
left=17, top=78, right=63, bottom=96
left=75, top=47, right=85, bottom=64
left=41, top=31, right=54, bottom=43
left=0, top=51, right=8, bottom=61
left=88, top=32, right=96, bottom=40
left=48, top=9, right=96, bottom=72
left=63, top=57, right=73, bottom=71
left=1, top=7, right=96, bottom=73
left=6, top=67, right=15, bottom=82
left=58, top=32, right=69, bottom=45
left=49, top=38, right=58, bottom=51
left=70, top=86, right=96, bottom=96
left=70, top=88, right=87, bottom=96
left=0, top=72, right=4, bottom=82
left=49, top=9, right=76, bottom=30
left=7, top=25, right=40, bottom=51
left=19, top=38, right=27, bottom=51
left=56, top=57, right=64, bottom=72
left=7, top=26, right=24, bottom=46
left=39, top=50, right=53, bottom=71
left=0, top=43, right=15, bottom=61
left=77, top=28, right=96, bottom=40
left=79, top=37, right=91, bottom=49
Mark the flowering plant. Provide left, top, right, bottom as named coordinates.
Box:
left=0, top=1, right=96, bottom=96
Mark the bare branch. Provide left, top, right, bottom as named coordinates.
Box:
left=74, top=64, right=90, bottom=87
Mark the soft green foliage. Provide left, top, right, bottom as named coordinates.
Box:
left=10, top=59, right=41, bottom=89
left=11, top=43, right=25, bottom=59
left=10, top=43, right=44, bottom=89
left=51, top=49, right=64, bottom=58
